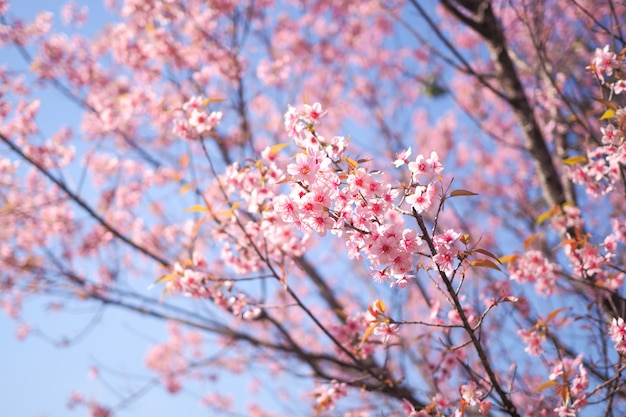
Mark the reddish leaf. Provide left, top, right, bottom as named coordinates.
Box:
left=591, top=96, right=618, bottom=110
left=474, top=248, right=502, bottom=263
left=470, top=259, right=501, bottom=271
left=449, top=189, right=478, bottom=198
left=545, top=307, right=567, bottom=323
left=523, top=234, right=537, bottom=250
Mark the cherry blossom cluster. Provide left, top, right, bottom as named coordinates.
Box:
left=548, top=355, right=589, bottom=417
left=609, top=317, right=626, bottom=355
left=311, top=379, right=347, bottom=414
left=509, top=250, right=560, bottom=296
left=211, top=148, right=312, bottom=275
left=61, top=2, right=88, bottom=28
left=460, top=381, right=492, bottom=414
left=566, top=240, right=624, bottom=291
left=568, top=133, right=626, bottom=197
left=589, top=45, right=623, bottom=84
left=364, top=299, right=399, bottom=345
left=162, top=253, right=262, bottom=320
left=328, top=313, right=375, bottom=359
left=66, top=391, right=110, bottom=417
left=517, top=324, right=547, bottom=356
left=402, top=379, right=491, bottom=416
left=277, top=102, right=456, bottom=286
left=172, top=95, right=223, bottom=139
left=144, top=322, right=204, bottom=394
left=570, top=46, right=626, bottom=196
left=550, top=208, right=624, bottom=291
left=549, top=205, right=583, bottom=236
left=426, top=347, right=467, bottom=382
left=163, top=252, right=215, bottom=299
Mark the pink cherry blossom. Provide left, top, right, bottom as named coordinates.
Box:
left=460, top=380, right=482, bottom=407
left=591, top=45, right=621, bottom=81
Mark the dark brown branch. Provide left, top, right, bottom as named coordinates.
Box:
left=413, top=209, right=520, bottom=417
left=0, top=132, right=172, bottom=267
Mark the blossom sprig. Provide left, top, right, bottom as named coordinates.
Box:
left=570, top=46, right=626, bottom=196
left=279, top=102, right=459, bottom=287
left=312, top=379, right=348, bottom=414
left=156, top=252, right=262, bottom=320
left=546, top=355, right=589, bottom=417
left=362, top=299, right=399, bottom=346
left=401, top=380, right=492, bottom=416
left=459, top=380, right=492, bottom=415
left=172, top=95, right=223, bottom=139
left=588, top=45, right=622, bottom=83
left=509, top=250, right=561, bottom=296
left=609, top=317, right=626, bottom=355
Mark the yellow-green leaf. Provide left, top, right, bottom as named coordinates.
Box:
left=534, top=379, right=558, bottom=392
left=449, top=189, right=479, bottom=198
left=192, top=216, right=207, bottom=238
left=269, top=143, right=290, bottom=154
left=154, top=273, right=174, bottom=285
left=180, top=183, right=193, bottom=195
left=359, top=323, right=378, bottom=348
left=185, top=204, right=208, bottom=213
left=470, top=259, right=501, bottom=271
left=499, top=254, right=519, bottom=265
left=218, top=201, right=242, bottom=218
left=600, top=108, right=616, bottom=120
left=563, top=155, right=587, bottom=165
left=537, top=207, right=558, bottom=226
left=344, top=157, right=359, bottom=170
